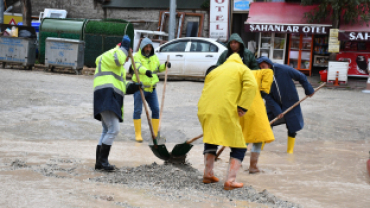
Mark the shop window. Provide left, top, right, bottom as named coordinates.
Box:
left=341, top=41, right=370, bottom=52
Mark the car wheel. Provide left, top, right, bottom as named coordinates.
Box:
left=205, top=66, right=216, bottom=76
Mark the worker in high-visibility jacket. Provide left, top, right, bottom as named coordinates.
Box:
left=93, top=35, right=148, bottom=171
left=131, top=37, right=171, bottom=142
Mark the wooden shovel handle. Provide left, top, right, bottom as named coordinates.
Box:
left=216, top=82, right=326, bottom=158
left=186, top=134, right=203, bottom=144
left=215, top=146, right=226, bottom=161
left=269, top=82, right=326, bottom=125
left=158, top=55, right=170, bottom=132
left=129, top=52, right=156, bottom=141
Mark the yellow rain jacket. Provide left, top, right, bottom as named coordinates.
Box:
left=197, top=53, right=257, bottom=148
left=240, top=69, right=275, bottom=144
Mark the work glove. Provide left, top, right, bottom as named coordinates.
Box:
left=126, top=81, right=142, bottom=94
left=135, top=82, right=143, bottom=88
left=121, top=35, right=131, bottom=52
left=165, top=61, right=171, bottom=68
left=145, top=70, right=153, bottom=78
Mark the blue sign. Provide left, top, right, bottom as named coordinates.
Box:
left=234, top=0, right=250, bottom=11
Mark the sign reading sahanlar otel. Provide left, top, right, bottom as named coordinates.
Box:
left=245, top=24, right=331, bottom=34
left=210, top=0, right=230, bottom=42
left=339, top=32, right=370, bottom=42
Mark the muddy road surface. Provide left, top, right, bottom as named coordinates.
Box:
left=0, top=68, right=369, bottom=207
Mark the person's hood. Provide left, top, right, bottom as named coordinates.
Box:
left=225, top=53, right=244, bottom=65
left=227, top=33, right=245, bottom=52
left=257, top=56, right=274, bottom=67
left=139, top=37, right=154, bottom=57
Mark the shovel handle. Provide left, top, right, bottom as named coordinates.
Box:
left=269, top=82, right=326, bottom=125
left=158, top=55, right=170, bottom=132
left=216, top=82, right=327, bottom=158
left=215, top=146, right=226, bottom=161
left=186, top=134, right=203, bottom=144
left=129, top=52, right=156, bottom=141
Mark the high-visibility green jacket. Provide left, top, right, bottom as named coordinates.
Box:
left=132, top=38, right=166, bottom=92
left=93, top=46, right=133, bottom=122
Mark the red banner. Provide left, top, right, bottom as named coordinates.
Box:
left=336, top=52, right=370, bottom=77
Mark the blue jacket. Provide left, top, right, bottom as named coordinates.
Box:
left=256, top=57, right=314, bottom=133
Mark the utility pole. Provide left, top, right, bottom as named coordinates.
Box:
left=0, top=0, right=4, bottom=24
left=21, top=0, right=32, bottom=26
left=168, top=0, right=176, bottom=41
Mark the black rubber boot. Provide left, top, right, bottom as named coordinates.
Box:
left=95, top=145, right=102, bottom=170
left=98, top=144, right=116, bottom=171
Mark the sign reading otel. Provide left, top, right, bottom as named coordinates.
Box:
left=210, top=0, right=229, bottom=42
left=245, top=24, right=330, bottom=34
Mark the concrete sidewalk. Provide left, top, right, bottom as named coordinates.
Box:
left=303, top=72, right=368, bottom=90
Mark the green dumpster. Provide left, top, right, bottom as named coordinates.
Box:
left=39, top=18, right=87, bottom=64
left=83, top=19, right=134, bottom=67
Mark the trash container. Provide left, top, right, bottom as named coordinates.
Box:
left=0, top=24, right=37, bottom=70
left=319, top=69, right=327, bottom=82
left=83, top=19, right=134, bottom=67
left=45, top=37, right=85, bottom=75
left=39, top=18, right=87, bottom=64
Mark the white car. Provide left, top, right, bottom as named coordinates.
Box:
left=125, top=37, right=227, bottom=78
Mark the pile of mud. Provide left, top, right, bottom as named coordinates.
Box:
left=90, top=162, right=302, bottom=208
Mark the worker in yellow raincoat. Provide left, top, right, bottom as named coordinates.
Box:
left=239, top=68, right=275, bottom=174
left=197, top=53, right=257, bottom=190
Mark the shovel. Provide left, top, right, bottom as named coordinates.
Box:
left=129, top=52, right=170, bottom=160
left=215, top=82, right=326, bottom=160
left=170, top=134, right=203, bottom=157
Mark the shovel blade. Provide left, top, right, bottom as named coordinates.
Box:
left=149, top=144, right=171, bottom=160
left=170, top=143, right=194, bottom=157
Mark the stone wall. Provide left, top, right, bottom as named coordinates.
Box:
left=28, top=0, right=209, bottom=37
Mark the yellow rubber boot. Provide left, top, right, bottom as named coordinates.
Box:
left=261, top=142, right=265, bottom=151
left=287, top=136, right=295, bottom=154
left=134, top=119, right=143, bottom=142
left=152, top=119, right=160, bottom=137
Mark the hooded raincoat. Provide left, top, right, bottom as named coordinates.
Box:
left=132, top=38, right=166, bottom=92
left=240, top=69, right=275, bottom=144
left=198, top=54, right=257, bottom=148
left=216, top=33, right=259, bottom=70
left=256, top=56, right=314, bottom=133
left=93, top=46, right=139, bottom=122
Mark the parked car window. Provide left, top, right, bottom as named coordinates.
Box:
left=160, top=41, right=188, bottom=52
left=190, top=41, right=218, bottom=52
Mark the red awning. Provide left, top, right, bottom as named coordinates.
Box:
left=245, top=2, right=332, bottom=34
left=340, top=22, right=370, bottom=32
